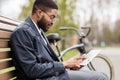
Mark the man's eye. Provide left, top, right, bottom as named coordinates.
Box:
left=51, top=16, right=55, bottom=19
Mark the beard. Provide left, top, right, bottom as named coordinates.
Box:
left=37, top=15, right=47, bottom=32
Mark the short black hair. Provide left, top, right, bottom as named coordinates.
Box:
left=32, top=0, right=58, bottom=14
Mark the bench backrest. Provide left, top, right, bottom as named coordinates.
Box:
left=0, top=16, right=20, bottom=80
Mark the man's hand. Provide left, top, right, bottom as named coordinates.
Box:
left=63, top=54, right=87, bottom=70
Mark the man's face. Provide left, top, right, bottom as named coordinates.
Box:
left=37, top=9, right=58, bottom=32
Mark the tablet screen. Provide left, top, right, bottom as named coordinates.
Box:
left=80, top=49, right=102, bottom=66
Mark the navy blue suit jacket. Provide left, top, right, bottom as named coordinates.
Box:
left=10, top=17, right=69, bottom=80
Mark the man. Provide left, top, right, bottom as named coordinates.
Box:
left=10, top=0, right=108, bottom=80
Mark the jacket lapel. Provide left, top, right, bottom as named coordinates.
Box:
left=41, top=31, right=59, bottom=61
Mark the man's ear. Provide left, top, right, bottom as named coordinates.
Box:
left=37, top=10, right=43, bottom=18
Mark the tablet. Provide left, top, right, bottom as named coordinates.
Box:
left=80, top=49, right=102, bottom=66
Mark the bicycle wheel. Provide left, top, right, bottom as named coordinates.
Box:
left=87, top=54, right=114, bottom=80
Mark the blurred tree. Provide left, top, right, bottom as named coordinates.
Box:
left=49, top=0, right=78, bottom=35
left=102, top=23, right=112, bottom=45
left=87, top=0, right=112, bottom=44
left=18, top=0, right=34, bottom=20
left=113, top=19, right=120, bottom=43
left=18, top=0, right=79, bottom=36
left=51, top=0, right=79, bottom=50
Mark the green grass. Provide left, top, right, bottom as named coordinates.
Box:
left=62, top=49, right=80, bottom=61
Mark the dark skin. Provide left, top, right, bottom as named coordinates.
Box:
left=30, top=8, right=87, bottom=70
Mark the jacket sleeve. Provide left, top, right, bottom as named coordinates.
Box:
left=10, top=28, right=65, bottom=79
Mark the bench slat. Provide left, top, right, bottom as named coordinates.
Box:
left=0, top=72, right=16, bottom=80
left=0, top=16, right=19, bottom=26
left=0, top=23, right=16, bottom=31
left=0, top=48, right=11, bottom=52
left=0, top=69, right=16, bottom=80
left=0, top=52, right=10, bottom=59
left=0, top=30, right=11, bottom=39
left=0, top=60, right=13, bottom=70
left=0, top=41, right=9, bottom=48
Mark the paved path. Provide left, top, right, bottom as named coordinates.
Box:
left=81, top=47, right=120, bottom=80
left=100, top=47, right=120, bottom=80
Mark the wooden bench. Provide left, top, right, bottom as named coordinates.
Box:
left=0, top=16, right=20, bottom=80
